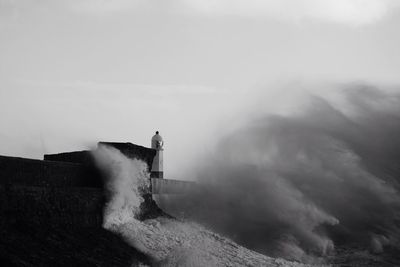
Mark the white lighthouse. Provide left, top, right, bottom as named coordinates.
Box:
left=151, top=131, right=164, bottom=178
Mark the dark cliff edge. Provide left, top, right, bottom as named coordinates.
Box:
left=0, top=142, right=162, bottom=267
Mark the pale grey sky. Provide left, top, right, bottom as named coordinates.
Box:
left=1, top=0, right=400, bottom=178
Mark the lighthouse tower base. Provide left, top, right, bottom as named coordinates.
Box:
left=150, top=171, right=163, bottom=179
left=151, top=149, right=163, bottom=178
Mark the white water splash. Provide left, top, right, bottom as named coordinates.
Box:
left=92, top=145, right=150, bottom=227
left=93, top=144, right=314, bottom=266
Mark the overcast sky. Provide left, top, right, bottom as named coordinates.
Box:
left=1, top=0, right=400, bottom=178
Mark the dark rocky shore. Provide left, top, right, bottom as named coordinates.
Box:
left=0, top=222, right=150, bottom=267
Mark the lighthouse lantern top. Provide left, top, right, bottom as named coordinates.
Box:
left=151, top=131, right=164, bottom=150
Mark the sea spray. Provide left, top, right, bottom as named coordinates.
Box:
left=92, top=142, right=314, bottom=266
left=92, top=145, right=150, bottom=228
left=156, top=84, right=400, bottom=263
